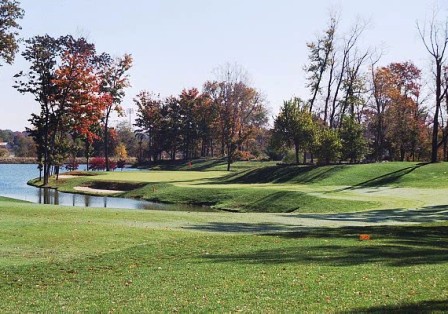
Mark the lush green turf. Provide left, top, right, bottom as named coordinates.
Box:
left=32, top=160, right=448, bottom=213
left=0, top=199, right=447, bottom=312
left=223, top=162, right=445, bottom=187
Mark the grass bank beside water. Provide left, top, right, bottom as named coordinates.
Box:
left=31, top=160, right=448, bottom=213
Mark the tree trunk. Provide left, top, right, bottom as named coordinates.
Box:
left=104, top=117, right=110, bottom=171
left=295, top=144, right=299, bottom=165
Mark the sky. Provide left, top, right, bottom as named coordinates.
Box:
left=0, top=0, right=447, bottom=131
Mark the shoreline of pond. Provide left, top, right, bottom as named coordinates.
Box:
left=27, top=176, right=218, bottom=212
left=0, top=164, right=215, bottom=212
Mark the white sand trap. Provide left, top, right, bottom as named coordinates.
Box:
left=58, top=174, right=79, bottom=179
left=74, top=186, right=124, bottom=194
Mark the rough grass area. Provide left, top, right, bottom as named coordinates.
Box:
left=0, top=199, right=447, bottom=313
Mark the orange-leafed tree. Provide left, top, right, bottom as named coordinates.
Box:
left=15, top=35, right=108, bottom=184
left=205, top=79, right=267, bottom=171
left=371, top=61, right=427, bottom=161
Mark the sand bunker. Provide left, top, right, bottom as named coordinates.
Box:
left=73, top=186, right=124, bottom=194
left=58, top=174, right=79, bottom=179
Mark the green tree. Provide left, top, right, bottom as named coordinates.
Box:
left=339, top=116, right=367, bottom=163
left=315, top=126, right=341, bottom=165
left=134, top=91, right=163, bottom=163
left=178, top=88, right=201, bottom=160
left=273, top=98, right=316, bottom=164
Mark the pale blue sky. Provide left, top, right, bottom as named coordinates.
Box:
left=0, top=0, right=446, bottom=131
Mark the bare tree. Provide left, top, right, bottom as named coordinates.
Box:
left=304, top=15, right=338, bottom=113
left=329, top=20, right=368, bottom=128
left=417, top=12, right=448, bottom=162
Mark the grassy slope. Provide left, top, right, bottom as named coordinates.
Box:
left=0, top=199, right=447, bottom=312
left=37, top=161, right=448, bottom=213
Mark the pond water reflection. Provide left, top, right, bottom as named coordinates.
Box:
left=0, top=164, right=213, bottom=211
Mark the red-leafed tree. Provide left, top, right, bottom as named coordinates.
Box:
left=14, top=35, right=111, bottom=183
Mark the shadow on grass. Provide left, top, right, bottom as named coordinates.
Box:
left=219, top=164, right=345, bottom=184
left=142, top=158, right=228, bottom=171
left=340, top=299, right=448, bottom=313
left=184, top=205, right=448, bottom=234
left=194, top=224, right=448, bottom=267
left=336, top=163, right=428, bottom=191
left=293, top=205, right=448, bottom=224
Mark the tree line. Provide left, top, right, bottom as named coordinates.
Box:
left=2, top=1, right=448, bottom=176
left=134, top=65, right=268, bottom=171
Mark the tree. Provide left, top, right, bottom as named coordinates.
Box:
left=304, top=15, right=337, bottom=113
left=339, top=116, right=367, bottom=162
left=14, top=35, right=107, bottom=184
left=207, top=63, right=268, bottom=170
left=370, top=61, right=425, bottom=161
left=315, top=126, right=341, bottom=165
left=114, top=142, right=127, bottom=159
left=178, top=88, right=201, bottom=160
left=0, top=0, right=24, bottom=67
left=197, top=85, right=219, bottom=157
left=99, top=54, right=132, bottom=171
left=272, top=98, right=316, bottom=164
left=160, top=95, right=182, bottom=161
left=134, top=91, right=163, bottom=162
left=12, top=131, right=36, bottom=157
left=116, top=121, right=139, bottom=158
left=418, top=13, right=448, bottom=162
left=218, top=81, right=266, bottom=170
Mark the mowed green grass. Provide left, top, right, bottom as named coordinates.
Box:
left=38, top=161, right=448, bottom=213
left=1, top=199, right=447, bottom=313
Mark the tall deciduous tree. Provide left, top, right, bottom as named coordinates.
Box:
left=370, top=61, right=425, bottom=161
left=134, top=91, right=163, bottom=163
left=0, top=0, right=24, bottom=67
left=418, top=13, right=448, bottom=162
left=216, top=81, right=266, bottom=170
left=14, top=35, right=107, bottom=184
left=99, top=54, right=132, bottom=171
left=178, top=88, right=201, bottom=160
left=304, top=15, right=337, bottom=113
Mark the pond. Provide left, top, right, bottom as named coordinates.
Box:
left=0, top=164, right=213, bottom=211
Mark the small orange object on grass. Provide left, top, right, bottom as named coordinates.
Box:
left=359, top=234, right=371, bottom=241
